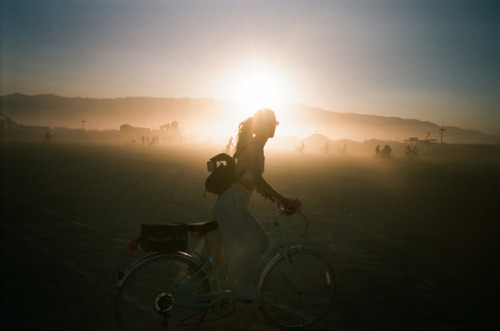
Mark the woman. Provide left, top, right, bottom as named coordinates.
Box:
left=202, top=108, right=292, bottom=300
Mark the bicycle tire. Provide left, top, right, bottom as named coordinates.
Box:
left=115, top=253, right=210, bottom=331
left=259, top=249, right=335, bottom=330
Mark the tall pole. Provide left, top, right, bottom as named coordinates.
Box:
left=439, top=122, right=446, bottom=143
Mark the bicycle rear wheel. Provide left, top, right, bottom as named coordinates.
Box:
left=259, top=249, right=335, bottom=330
left=115, top=253, right=210, bottom=331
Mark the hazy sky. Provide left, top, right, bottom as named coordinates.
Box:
left=2, top=0, right=499, bottom=134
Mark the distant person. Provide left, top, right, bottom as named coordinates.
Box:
left=412, top=145, right=419, bottom=156
left=225, top=136, right=234, bottom=154
left=405, top=145, right=412, bottom=158
left=199, top=108, right=295, bottom=300
left=141, top=136, right=145, bottom=146
left=382, top=145, right=392, bottom=158
left=44, top=131, right=51, bottom=142
left=375, top=144, right=380, bottom=157
left=297, top=141, right=305, bottom=154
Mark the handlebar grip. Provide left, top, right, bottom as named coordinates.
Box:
left=278, top=198, right=303, bottom=215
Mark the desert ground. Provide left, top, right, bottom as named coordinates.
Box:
left=1, top=140, right=499, bottom=330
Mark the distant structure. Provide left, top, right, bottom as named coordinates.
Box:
left=404, top=137, right=419, bottom=144
left=120, top=124, right=150, bottom=144
left=423, top=132, right=438, bottom=144
left=119, top=120, right=184, bottom=145
left=439, top=123, right=446, bottom=143
left=404, top=133, right=438, bottom=146
left=0, top=114, right=19, bottom=134
left=156, top=121, right=182, bottom=143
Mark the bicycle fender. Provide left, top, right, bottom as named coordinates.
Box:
left=257, top=245, right=305, bottom=290
left=116, top=252, right=199, bottom=288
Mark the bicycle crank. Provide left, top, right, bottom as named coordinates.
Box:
left=213, top=298, right=236, bottom=317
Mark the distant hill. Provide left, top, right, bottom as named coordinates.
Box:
left=1, top=93, right=498, bottom=144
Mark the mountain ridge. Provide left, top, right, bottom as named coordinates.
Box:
left=1, top=93, right=498, bottom=144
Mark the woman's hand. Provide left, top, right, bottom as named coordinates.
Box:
left=279, top=197, right=303, bottom=215
left=279, top=197, right=292, bottom=209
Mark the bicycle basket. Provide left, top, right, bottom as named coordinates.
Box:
left=136, top=223, right=188, bottom=253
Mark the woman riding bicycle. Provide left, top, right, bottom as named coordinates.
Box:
left=202, top=108, right=294, bottom=300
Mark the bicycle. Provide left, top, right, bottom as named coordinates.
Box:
left=115, top=208, right=335, bottom=330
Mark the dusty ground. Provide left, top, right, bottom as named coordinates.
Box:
left=1, top=141, right=499, bottom=330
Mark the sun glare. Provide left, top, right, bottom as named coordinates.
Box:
left=233, top=71, right=286, bottom=108
left=218, top=64, right=293, bottom=118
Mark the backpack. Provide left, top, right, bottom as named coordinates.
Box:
left=204, top=153, right=240, bottom=195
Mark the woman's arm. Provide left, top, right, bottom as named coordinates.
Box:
left=254, top=176, right=289, bottom=205
left=247, top=143, right=291, bottom=206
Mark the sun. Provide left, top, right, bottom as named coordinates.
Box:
left=217, top=64, right=292, bottom=117
left=233, top=71, right=286, bottom=108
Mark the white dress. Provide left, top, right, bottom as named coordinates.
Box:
left=197, top=143, right=270, bottom=284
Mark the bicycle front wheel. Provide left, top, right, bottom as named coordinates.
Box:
left=259, top=249, right=335, bottom=330
left=115, top=253, right=210, bottom=331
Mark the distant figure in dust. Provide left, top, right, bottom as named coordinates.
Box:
left=405, top=145, right=412, bottom=158
left=297, top=141, right=305, bottom=154
left=225, top=136, right=234, bottom=154
left=198, top=108, right=294, bottom=300
left=381, top=145, right=392, bottom=158
left=44, top=131, right=52, bottom=142
left=412, top=145, right=419, bottom=156
left=141, top=136, right=145, bottom=146
left=375, top=144, right=380, bottom=157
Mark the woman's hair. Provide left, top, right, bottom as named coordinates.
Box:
left=233, top=108, right=277, bottom=158
left=234, top=117, right=253, bottom=158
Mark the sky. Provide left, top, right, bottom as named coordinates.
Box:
left=1, top=0, right=500, bottom=134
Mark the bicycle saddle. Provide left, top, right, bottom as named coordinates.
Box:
left=186, top=221, right=218, bottom=235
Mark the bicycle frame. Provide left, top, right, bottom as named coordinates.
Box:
left=116, top=211, right=308, bottom=307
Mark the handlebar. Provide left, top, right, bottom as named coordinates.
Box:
left=276, top=198, right=303, bottom=216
